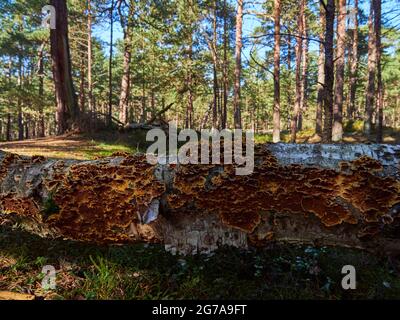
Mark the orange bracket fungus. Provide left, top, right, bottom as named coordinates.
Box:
left=0, top=144, right=399, bottom=255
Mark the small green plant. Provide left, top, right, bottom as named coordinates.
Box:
left=83, top=255, right=120, bottom=300
left=42, top=194, right=60, bottom=220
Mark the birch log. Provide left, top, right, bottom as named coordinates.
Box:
left=1, top=144, right=400, bottom=255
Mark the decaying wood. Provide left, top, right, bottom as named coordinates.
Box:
left=0, top=144, right=400, bottom=255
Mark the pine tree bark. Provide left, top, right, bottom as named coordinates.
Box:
left=50, top=0, right=79, bottom=135
left=108, top=0, right=114, bottom=127
left=37, top=43, right=46, bottom=138
left=332, top=0, right=346, bottom=142
left=322, top=0, right=335, bottom=143
left=273, top=0, right=281, bottom=143
left=347, top=0, right=359, bottom=121
left=290, top=0, right=304, bottom=143
left=233, top=0, right=243, bottom=129
left=212, top=1, right=219, bottom=129
left=364, top=0, right=376, bottom=137
left=87, top=0, right=94, bottom=124
left=118, top=1, right=134, bottom=125
left=316, top=2, right=325, bottom=136
left=1, top=144, right=400, bottom=255
left=298, top=5, right=308, bottom=132
left=6, top=114, right=11, bottom=142
left=186, top=37, right=194, bottom=129
left=17, top=55, right=23, bottom=141
left=375, top=0, right=383, bottom=143
left=222, top=0, right=229, bottom=129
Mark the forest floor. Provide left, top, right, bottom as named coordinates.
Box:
left=0, top=121, right=399, bottom=161
left=1, top=122, right=400, bottom=300
left=1, top=225, right=400, bottom=300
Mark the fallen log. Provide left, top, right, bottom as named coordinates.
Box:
left=0, top=144, right=399, bottom=255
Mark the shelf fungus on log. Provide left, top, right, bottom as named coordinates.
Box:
left=0, top=144, right=400, bottom=255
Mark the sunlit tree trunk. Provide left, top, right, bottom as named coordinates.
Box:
left=118, top=1, right=134, bottom=125
left=273, top=0, right=281, bottom=143
left=222, top=0, right=229, bottom=129
left=37, top=43, right=45, bottom=138
left=233, top=0, right=243, bottom=129
left=332, top=0, right=346, bottom=142
left=290, top=0, right=304, bottom=143
left=87, top=0, right=94, bottom=125
left=375, top=0, right=383, bottom=143
left=316, top=2, right=325, bottom=136
left=108, top=0, right=114, bottom=127
left=50, top=0, right=79, bottom=135
left=298, top=5, right=308, bottom=132
left=348, top=0, right=359, bottom=121
left=364, top=0, right=376, bottom=137
left=212, top=1, right=219, bottom=129
left=322, top=0, right=335, bottom=143
left=17, top=54, right=23, bottom=141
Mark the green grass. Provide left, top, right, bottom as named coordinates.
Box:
left=1, top=225, right=400, bottom=300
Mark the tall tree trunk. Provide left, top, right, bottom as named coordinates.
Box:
left=298, top=5, right=308, bottom=132
left=233, top=0, right=243, bottom=129
left=347, top=0, right=359, bottom=121
left=6, top=114, right=11, bottom=141
left=37, top=43, right=45, bottom=138
left=272, top=0, right=281, bottom=143
left=186, top=39, right=194, bottom=129
left=79, top=49, right=86, bottom=113
left=316, top=2, right=325, bottom=136
left=332, top=0, right=346, bottom=142
left=50, top=0, right=79, bottom=135
left=6, top=58, right=12, bottom=141
left=375, top=0, right=383, bottom=143
left=118, top=1, right=134, bottom=125
left=290, top=0, right=304, bottom=143
left=212, top=1, right=219, bottom=129
left=108, top=0, right=114, bottom=127
left=286, top=32, right=293, bottom=131
left=87, top=0, right=94, bottom=123
left=322, top=0, right=335, bottom=143
left=222, top=0, right=229, bottom=129
left=17, top=55, right=23, bottom=141
left=364, top=0, right=376, bottom=137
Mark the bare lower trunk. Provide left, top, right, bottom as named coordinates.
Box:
left=316, top=2, right=325, bottom=136
left=118, top=2, right=134, bottom=125
left=348, top=0, right=359, bottom=121
left=364, top=0, right=376, bottom=137
left=118, top=36, right=132, bottom=125
left=87, top=0, right=94, bottom=123
left=222, top=0, right=229, bottom=129
left=272, top=0, right=281, bottom=143
left=322, top=0, right=335, bottom=143
left=290, top=0, right=304, bottom=143
left=38, top=43, right=46, bottom=138
left=6, top=114, right=11, bottom=141
left=375, top=0, right=383, bottom=143
left=298, top=9, right=308, bottom=132
left=332, top=0, right=346, bottom=142
left=233, top=0, right=243, bottom=129
left=50, top=0, right=79, bottom=135
left=1, top=144, right=400, bottom=255
left=212, top=2, right=219, bottom=129
left=108, top=0, right=114, bottom=127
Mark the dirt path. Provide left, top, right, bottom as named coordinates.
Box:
left=0, top=135, right=98, bottom=160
